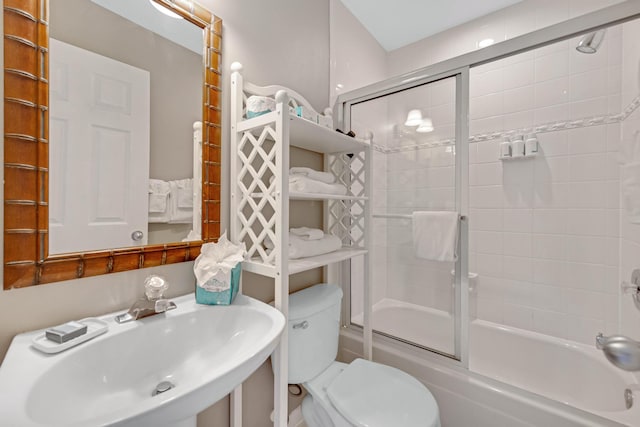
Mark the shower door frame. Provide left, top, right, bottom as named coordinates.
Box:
left=335, top=0, right=640, bottom=369
left=338, top=67, right=471, bottom=364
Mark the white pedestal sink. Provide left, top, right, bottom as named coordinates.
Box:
left=0, top=293, right=285, bottom=426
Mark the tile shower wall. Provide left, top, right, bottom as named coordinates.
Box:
left=375, top=24, right=628, bottom=345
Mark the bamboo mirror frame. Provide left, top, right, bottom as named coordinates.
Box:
left=3, top=0, right=222, bottom=289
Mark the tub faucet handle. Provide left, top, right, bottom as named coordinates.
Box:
left=622, top=269, right=640, bottom=311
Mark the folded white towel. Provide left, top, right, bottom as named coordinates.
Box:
left=622, top=162, right=640, bottom=223
left=149, top=194, right=168, bottom=213
left=148, top=179, right=171, bottom=222
left=289, top=175, right=347, bottom=196
left=290, top=167, right=336, bottom=184
left=176, top=178, right=193, bottom=208
left=265, top=233, right=342, bottom=259
left=168, top=180, right=192, bottom=224
left=412, top=211, right=459, bottom=262
left=290, top=227, right=324, bottom=241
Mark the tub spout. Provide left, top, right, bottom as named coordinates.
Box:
left=596, top=333, right=640, bottom=371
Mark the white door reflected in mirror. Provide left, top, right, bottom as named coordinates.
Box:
left=49, top=38, right=150, bottom=254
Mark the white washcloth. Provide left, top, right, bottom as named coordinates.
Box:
left=290, top=227, right=324, bottom=241
left=412, top=211, right=459, bottom=262
left=168, top=180, right=192, bottom=224
left=265, top=233, right=342, bottom=259
left=622, top=162, right=640, bottom=223
left=148, top=179, right=171, bottom=222
left=289, top=175, right=347, bottom=196
left=290, top=167, right=336, bottom=184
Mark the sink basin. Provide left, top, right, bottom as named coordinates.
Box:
left=0, top=293, right=285, bottom=426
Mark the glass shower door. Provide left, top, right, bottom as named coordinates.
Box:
left=347, top=70, right=469, bottom=360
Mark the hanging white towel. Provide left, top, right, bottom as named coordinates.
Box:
left=290, top=227, right=324, bottom=241
left=290, top=167, right=336, bottom=184
left=176, top=178, right=194, bottom=208
left=168, top=179, right=193, bottom=224
left=148, top=179, right=171, bottom=222
left=289, top=175, right=347, bottom=195
left=412, top=211, right=459, bottom=262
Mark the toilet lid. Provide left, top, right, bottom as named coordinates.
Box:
left=326, top=359, right=439, bottom=427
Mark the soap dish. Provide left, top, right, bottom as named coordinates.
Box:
left=31, top=318, right=109, bottom=354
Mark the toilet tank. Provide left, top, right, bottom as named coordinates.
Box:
left=287, top=283, right=343, bottom=384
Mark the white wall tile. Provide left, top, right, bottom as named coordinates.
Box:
left=534, top=77, right=571, bottom=108
left=565, top=209, right=607, bottom=236
left=533, top=234, right=567, bottom=260
left=534, top=156, right=569, bottom=182
left=565, top=235, right=608, bottom=263
left=533, top=258, right=567, bottom=287
left=502, top=59, right=535, bottom=90
left=569, top=154, right=608, bottom=181
left=535, top=50, right=570, bottom=83
left=537, top=130, right=568, bottom=157
left=477, top=253, right=503, bottom=277
left=567, top=181, right=607, bottom=208
left=568, top=125, right=607, bottom=154
left=503, top=256, right=533, bottom=281
left=503, top=85, right=534, bottom=114
left=570, top=68, right=608, bottom=102
left=503, top=303, right=534, bottom=330
left=470, top=209, right=503, bottom=231
left=503, top=209, right=532, bottom=232
left=533, top=209, right=568, bottom=234
left=503, top=232, right=532, bottom=257
left=476, top=231, right=503, bottom=255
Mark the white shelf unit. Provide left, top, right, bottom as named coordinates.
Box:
left=229, top=63, right=371, bottom=427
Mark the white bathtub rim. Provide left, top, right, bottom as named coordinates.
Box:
left=340, top=327, right=638, bottom=427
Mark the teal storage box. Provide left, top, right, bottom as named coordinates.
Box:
left=196, top=263, right=242, bottom=305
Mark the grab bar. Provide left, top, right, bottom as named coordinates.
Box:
left=373, top=213, right=467, bottom=221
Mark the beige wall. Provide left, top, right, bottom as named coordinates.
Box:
left=50, top=0, right=202, bottom=183
left=0, top=0, right=330, bottom=426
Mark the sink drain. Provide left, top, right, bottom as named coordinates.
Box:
left=152, top=380, right=175, bottom=396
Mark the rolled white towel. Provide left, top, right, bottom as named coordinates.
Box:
left=264, top=233, right=342, bottom=259
left=290, top=167, right=336, bottom=184
left=289, top=175, right=347, bottom=196
left=290, top=227, right=324, bottom=241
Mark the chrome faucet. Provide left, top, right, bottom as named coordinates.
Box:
left=115, top=275, right=177, bottom=323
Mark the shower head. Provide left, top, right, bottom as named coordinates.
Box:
left=576, top=29, right=606, bottom=54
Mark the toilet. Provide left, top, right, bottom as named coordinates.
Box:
left=288, top=283, right=441, bottom=427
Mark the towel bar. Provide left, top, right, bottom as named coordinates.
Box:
left=373, top=213, right=466, bottom=221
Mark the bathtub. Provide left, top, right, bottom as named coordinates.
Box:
left=346, top=299, right=640, bottom=427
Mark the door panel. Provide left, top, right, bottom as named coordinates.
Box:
left=49, top=38, right=150, bottom=254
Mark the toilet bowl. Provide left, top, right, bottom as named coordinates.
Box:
left=287, top=284, right=441, bottom=427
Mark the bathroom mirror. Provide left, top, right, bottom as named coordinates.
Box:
left=3, top=0, right=222, bottom=289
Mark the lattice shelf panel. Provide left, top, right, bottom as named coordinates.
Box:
left=236, top=125, right=279, bottom=264
left=327, top=151, right=367, bottom=248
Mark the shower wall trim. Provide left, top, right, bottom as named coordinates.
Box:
left=371, top=93, right=640, bottom=154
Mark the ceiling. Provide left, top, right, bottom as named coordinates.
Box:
left=339, top=0, right=523, bottom=51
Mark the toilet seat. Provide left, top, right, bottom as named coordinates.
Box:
left=304, top=359, right=440, bottom=427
